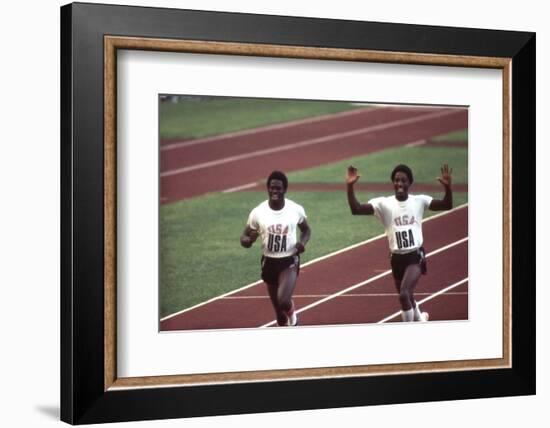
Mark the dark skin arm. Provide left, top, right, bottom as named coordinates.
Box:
left=295, top=219, right=311, bottom=254
left=346, top=166, right=375, bottom=215
left=240, top=225, right=259, bottom=248
left=429, top=164, right=453, bottom=211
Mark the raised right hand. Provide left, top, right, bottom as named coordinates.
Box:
left=346, top=165, right=361, bottom=185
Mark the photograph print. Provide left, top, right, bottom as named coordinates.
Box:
left=158, top=95, right=468, bottom=332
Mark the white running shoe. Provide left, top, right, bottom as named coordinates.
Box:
left=421, top=312, right=429, bottom=322
left=287, top=311, right=298, bottom=326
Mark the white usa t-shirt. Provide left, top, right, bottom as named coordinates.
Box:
left=368, top=194, right=433, bottom=254
left=247, top=199, right=307, bottom=258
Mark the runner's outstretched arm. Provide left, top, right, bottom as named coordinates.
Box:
left=429, top=164, right=453, bottom=211
left=346, top=166, right=374, bottom=215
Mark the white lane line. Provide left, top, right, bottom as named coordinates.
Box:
left=160, top=107, right=379, bottom=151
left=222, top=292, right=468, bottom=299
left=347, top=291, right=468, bottom=297
left=159, top=203, right=468, bottom=322
left=259, top=237, right=468, bottom=327
left=161, top=282, right=265, bottom=322
left=376, top=277, right=469, bottom=323
left=160, top=109, right=461, bottom=178
left=222, top=182, right=259, bottom=193
left=423, top=236, right=468, bottom=257
left=221, top=138, right=428, bottom=194
left=405, top=140, right=426, bottom=148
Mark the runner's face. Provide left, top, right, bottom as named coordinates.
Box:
left=393, top=171, right=410, bottom=199
left=268, top=179, right=286, bottom=203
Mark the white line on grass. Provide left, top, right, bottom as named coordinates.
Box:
left=376, top=277, right=469, bottom=323
left=160, top=107, right=379, bottom=151
left=259, top=237, right=468, bottom=327
left=160, top=109, right=461, bottom=178
left=159, top=203, right=468, bottom=322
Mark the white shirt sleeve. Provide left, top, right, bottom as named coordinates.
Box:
left=417, top=194, right=434, bottom=210
left=246, top=208, right=259, bottom=231
left=368, top=196, right=385, bottom=219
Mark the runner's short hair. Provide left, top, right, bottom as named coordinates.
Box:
left=391, top=164, right=414, bottom=184
left=267, top=170, right=288, bottom=190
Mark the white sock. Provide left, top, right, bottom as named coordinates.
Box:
left=413, top=301, right=422, bottom=321
left=401, top=308, right=414, bottom=322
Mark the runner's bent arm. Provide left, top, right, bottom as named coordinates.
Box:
left=295, top=219, right=311, bottom=254
left=346, top=166, right=374, bottom=215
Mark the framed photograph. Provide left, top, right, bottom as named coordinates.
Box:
left=61, top=2, right=535, bottom=424
left=157, top=96, right=468, bottom=333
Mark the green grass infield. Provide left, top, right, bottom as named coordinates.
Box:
left=288, top=145, right=468, bottom=184
left=160, top=97, right=364, bottom=140
left=430, top=129, right=468, bottom=142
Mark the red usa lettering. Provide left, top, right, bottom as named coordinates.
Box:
left=267, top=224, right=289, bottom=234
left=394, top=215, right=416, bottom=226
